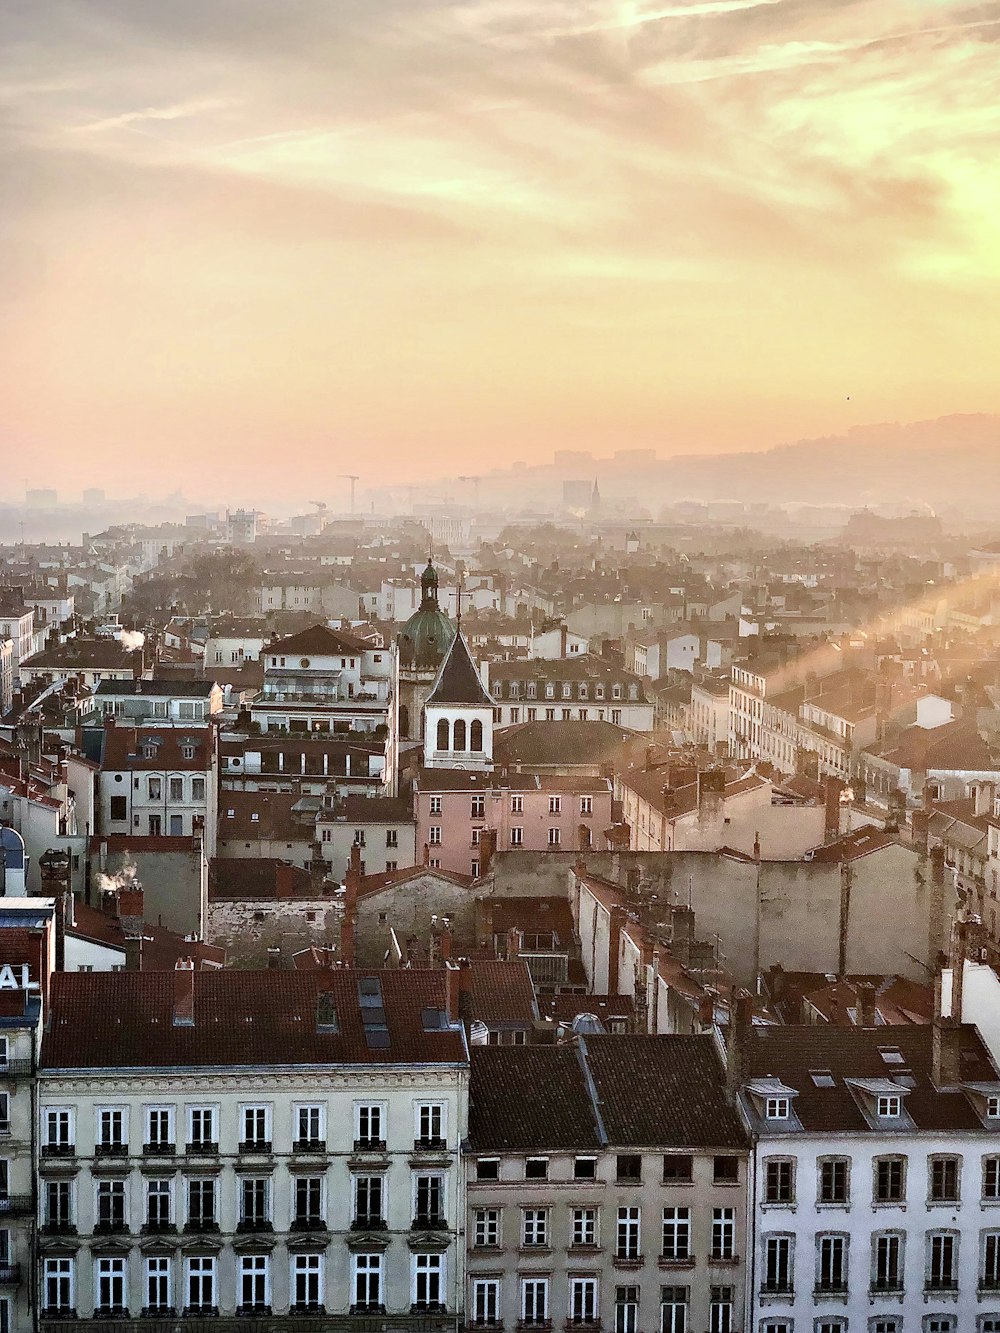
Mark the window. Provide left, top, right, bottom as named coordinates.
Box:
left=146, top=1177, right=172, bottom=1230
left=617, top=1153, right=642, bottom=1183
left=615, top=1286, right=639, bottom=1333
left=709, top=1287, right=733, bottom=1333
left=353, top=1254, right=383, bottom=1310
left=819, top=1158, right=849, bottom=1204
left=148, top=777, right=162, bottom=800
left=473, top=1278, right=501, bottom=1325
left=95, top=1257, right=126, bottom=1315
left=96, top=1106, right=126, bottom=1154
left=713, top=1156, right=739, bottom=1184
left=354, top=1175, right=385, bottom=1227
left=413, top=1253, right=444, bottom=1309
left=96, top=1179, right=126, bottom=1232
left=575, top=1156, right=597, bottom=1180
left=712, top=1208, right=735, bottom=1260
left=429, top=796, right=442, bottom=815
left=238, top=1255, right=269, bottom=1313
left=923, top=1320, right=956, bottom=1333
left=43, top=1107, right=74, bottom=1153
left=763, top=1235, right=793, bottom=1293
left=547, top=826, right=561, bottom=846
left=471, top=720, right=484, bottom=751
left=476, top=1158, right=499, bottom=1181
left=877, top=1094, right=902, bottom=1118
left=145, top=1106, right=174, bottom=1152
left=429, top=826, right=442, bottom=846
left=471, top=795, right=486, bottom=818
left=110, top=795, right=127, bottom=821
left=145, top=1256, right=172, bottom=1313
left=661, top=1206, right=690, bottom=1260
left=436, top=719, right=449, bottom=751
left=871, top=1320, right=901, bottom=1333
left=293, top=1254, right=323, bottom=1312
left=572, top=1207, right=597, bottom=1247
left=927, top=1232, right=958, bottom=1290
left=660, top=1286, right=688, bottom=1333
left=765, top=1096, right=790, bottom=1120
left=414, top=1173, right=444, bottom=1225
left=569, top=1276, right=598, bottom=1325
left=548, top=796, right=562, bottom=815
left=522, top=1208, right=549, bottom=1247
left=525, top=1157, right=548, bottom=1180
left=386, top=829, right=398, bottom=848
left=874, top=1156, right=906, bottom=1203
left=293, top=1175, right=324, bottom=1228
left=872, top=1232, right=903, bottom=1291
left=240, top=1176, right=271, bottom=1229
left=510, top=827, right=524, bottom=846
left=44, top=1180, right=73, bottom=1231
left=986, top=1156, right=1000, bottom=1199
left=186, top=1177, right=217, bottom=1230
left=185, top=1256, right=216, bottom=1315
left=617, top=1206, right=641, bottom=1260
left=295, top=1103, right=325, bottom=1149
left=454, top=720, right=467, bottom=751
left=983, top=1231, right=1000, bottom=1290
left=187, top=1105, right=217, bottom=1152
left=241, top=1104, right=271, bottom=1151
left=355, top=1103, right=385, bottom=1149
left=416, top=1102, right=444, bottom=1147
left=663, top=1154, right=693, bottom=1183
left=474, top=1208, right=501, bottom=1248
left=817, top=1234, right=848, bottom=1293
left=580, top=796, right=593, bottom=815
left=43, top=1258, right=74, bottom=1315
left=521, top=1277, right=548, bottom=1325
left=930, top=1155, right=960, bottom=1202
left=764, top=1158, right=795, bottom=1204
left=511, top=795, right=524, bottom=814
left=191, top=777, right=205, bottom=801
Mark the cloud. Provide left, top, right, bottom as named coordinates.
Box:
left=75, top=97, right=234, bottom=134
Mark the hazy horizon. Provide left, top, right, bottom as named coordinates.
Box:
left=4, top=0, right=1000, bottom=497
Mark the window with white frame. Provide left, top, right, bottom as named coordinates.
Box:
left=293, top=1175, right=324, bottom=1226
left=145, top=1105, right=174, bottom=1151
left=927, top=1231, right=958, bottom=1289
left=292, top=1254, right=323, bottom=1311
left=764, top=1096, right=789, bottom=1120
left=763, top=1158, right=795, bottom=1204
left=876, top=1093, right=902, bottom=1118
left=241, top=1104, right=271, bottom=1149
left=239, top=1254, right=269, bottom=1312
left=474, top=1208, right=501, bottom=1248
left=985, top=1155, right=1000, bottom=1199
left=521, top=1277, right=548, bottom=1325
left=872, top=1231, right=903, bottom=1291
left=240, top=1176, right=271, bottom=1227
left=185, top=1256, right=216, bottom=1314
left=580, top=796, right=593, bottom=815
left=547, top=827, right=561, bottom=846
left=96, top=1106, right=127, bottom=1152
left=711, top=1207, right=735, bottom=1260
left=510, top=827, right=524, bottom=846
left=709, top=1286, right=733, bottom=1333
left=522, top=1208, right=549, bottom=1247
left=145, top=1177, right=172, bottom=1229
left=413, top=1253, right=444, bottom=1308
left=96, top=1178, right=126, bottom=1231
left=661, top=1206, right=690, bottom=1260
left=617, top=1206, right=640, bottom=1260
left=43, top=1257, right=74, bottom=1314
left=817, top=1234, right=848, bottom=1292
left=44, top=1179, right=72, bottom=1230
left=471, top=1279, right=501, bottom=1325
left=355, top=1102, right=385, bottom=1148
left=762, top=1234, right=793, bottom=1292
left=660, top=1285, right=688, bottom=1333
left=145, top=1256, right=172, bottom=1312
left=982, top=1230, right=1000, bottom=1291
left=569, top=1276, right=598, bottom=1324
left=42, top=1107, right=73, bottom=1153
left=186, top=1177, right=217, bottom=1229
left=354, top=1174, right=384, bottom=1225
left=615, top=1286, right=638, bottom=1333
left=548, top=796, right=561, bottom=815
left=186, top=1105, right=217, bottom=1151
left=295, top=1103, right=325, bottom=1148
left=95, top=1257, right=126, bottom=1314
left=429, top=797, right=442, bottom=816
left=471, top=795, right=485, bottom=818
left=429, top=826, right=442, bottom=846
left=415, top=1102, right=444, bottom=1147
left=511, top=795, right=524, bottom=814
left=352, top=1253, right=383, bottom=1310
left=572, top=1207, right=597, bottom=1247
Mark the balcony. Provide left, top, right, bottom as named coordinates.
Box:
left=236, top=1218, right=274, bottom=1234
left=0, top=1060, right=32, bottom=1080
left=0, top=1196, right=34, bottom=1218
left=412, top=1216, right=448, bottom=1232
left=140, top=1221, right=176, bottom=1236
left=41, top=1222, right=77, bottom=1237
left=41, top=1143, right=76, bottom=1159
left=293, top=1139, right=328, bottom=1155
left=185, top=1142, right=219, bottom=1157
left=142, top=1142, right=176, bottom=1157
left=239, top=1140, right=273, bottom=1156
left=414, top=1137, right=447, bottom=1152
left=290, top=1216, right=328, bottom=1234
left=353, top=1139, right=388, bottom=1153
left=353, top=1217, right=389, bottom=1232
left=95, top=1143, right=128, bottom=1159
left=870, top=1279, right=903, bottom=1294
left=93, top=1307, right=128, bottom=1320
left=925, top=1279, right=958, bottom=1294
left=42, top=1316, right=458, bottom=1333
left=759, top=1282, right=793, bottom=1297
left=236, top=1306, right=273, bottom=1318
left=183, top=1219, right=220, bottom=1235
left=813, top=1283, right=848, bottom=1298
left=93, top=1219, right=128, bottom=1236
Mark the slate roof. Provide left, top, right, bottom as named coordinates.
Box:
left=468, top=1046, right=601, bottom=1151
left=40, top=968, right=467, bottom=1069
left=266, top=624, right=370, bottom=657
left=426, top=633, right=492, bottom=707
left=743, top=1024, right=998, bottom=1134
left=94, top=679, right=217, bottom=698
left=585, top=1034, right=748, bottom=1149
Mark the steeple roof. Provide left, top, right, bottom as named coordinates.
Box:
left=426, top=631, right=492, bottom=707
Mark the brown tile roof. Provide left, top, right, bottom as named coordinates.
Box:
left=217, top=790, right=307, bottom=842
left=465, top=960, right=538, bottom=1027
left=209, top=858, right=313, bottom=901
left=537, top=993, right=636, bottom=1024
left=469, top=1046, right=601, bottom=1151
left=744, top=1024, right=997, bottom=1134
left=66, top=901, right=225, bottom=972
left=806, top=824, right=898, bottom=862
left=266, top=623, right=371, bottom=656
left=101, top=725, right=214, bottom=772
left=40, top=968, right=466, bottom=1069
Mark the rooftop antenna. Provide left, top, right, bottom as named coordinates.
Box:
left=456, top=572, right=464, bottom=630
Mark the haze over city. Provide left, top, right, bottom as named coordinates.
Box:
left=4, top=0, right=1000, bottom=497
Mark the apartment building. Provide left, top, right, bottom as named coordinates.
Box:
left=93, top=679, right=223, bottom=726
left=488, top=658, right=654, bottom=733
left=36, top=966, right=469, bottom=1328
left=250, top=624, right=393, bottom=737
left=466, top=1036, right=750, bottom=1333
left=738, top=1019, right=1000, bottom=1333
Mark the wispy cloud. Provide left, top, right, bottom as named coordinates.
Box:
left=75, top=97, right=234, bottom=134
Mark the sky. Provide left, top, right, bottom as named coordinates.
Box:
left=3, top=0, right=1000, bottom=503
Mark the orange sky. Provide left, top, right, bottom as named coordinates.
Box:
left=3, top=0, right=1000, bottom=502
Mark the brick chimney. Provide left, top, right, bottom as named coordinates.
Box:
left=824, top=777, right=844, bottom=843
left=726, top=989, right=754, bottom=1105
left=505, top=926, right=521, bottom=959
left=855, top=982, right=877, bottom=1027
left=173, top=958, right=195, bottom=1027
left=608, top=904, right=626, bottom=995
left=478, top=827, right=498, bottom=877
left=341, top=842, right=362, bottom=967
left=118, top=887, right=144, bottom=919
left=124, top=930, right=144, bottom=972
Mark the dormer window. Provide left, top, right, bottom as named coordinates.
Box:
left=877, top=1094, right=901, bottom=1118
left=988, top=1096, right=1000, bottom=1118
left=765, top=1097, right=790, bottom=1120
left=142, top=745, right=156, bottom=759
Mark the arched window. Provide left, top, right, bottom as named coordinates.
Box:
left=436, top=718, right=449, bottom=752
left=453, top=719, right=467, bottom=751
left=470, top=719, right=483, bottom=752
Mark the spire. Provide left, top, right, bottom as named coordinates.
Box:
left=426, top=631, right=492, bottom=707
left=420, top=559, right=439, bottom=607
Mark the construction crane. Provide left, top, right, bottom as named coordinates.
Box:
left=458, top=475, right=483, bottom=509
left=339, top=474, right=359, bottom=514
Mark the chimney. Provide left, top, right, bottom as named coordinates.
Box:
left=824, top=777, right=843, bottom=843
left=124, top=930, right=144, bottom=972
left=118, top=886, right=144, bottom=919
left=726, top=989, right=753, bottom=1104
left=855, top=982, right=877, bottom=1027
left=478, top=826, right=498, bottom=876
left=173, top=959, right=195, bottom=1027
left=608, top=905, right=626, bottom=995
left=439, top=921, right=453, bottom=963
left=932, top=969, right=963, bottom=1088
left=506, top=926, right=521, bottom=958
left=974, top=782, right=995, bottom=819
left=266, top=946, right=281, bottom=970
left=341, top=844, right=362, bottom=967
left=445, top=959, right=461, bottom=1023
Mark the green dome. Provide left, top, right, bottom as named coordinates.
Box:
left=398, top=562, right=456, bottom=670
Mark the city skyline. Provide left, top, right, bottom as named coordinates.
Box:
left=4, top=0, right=1000, bottom=496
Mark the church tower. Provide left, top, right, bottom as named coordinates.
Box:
left=395, top=560, right=456, bottom=741
left=423, top=631, right=494, bottom=771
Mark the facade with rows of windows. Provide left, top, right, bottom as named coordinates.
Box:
left=35, top=966, right=468, bottom=1330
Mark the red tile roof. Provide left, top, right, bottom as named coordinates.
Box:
left=465, top=960, right=537, bottom=1027
left=102, top=725, right=214, bottom=772
left=40, top=968, right=467, bottom=1069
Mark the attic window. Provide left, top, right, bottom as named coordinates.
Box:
left=226, top=809, right=235, bottom=818
left=181, top=746, right=195, bottom=760
left=250, top=813, right=260, bottom=823
left=765, top=1097, right=790, bottom=1120
left=988, top=1096, right=1000, bottom=1118
left=810, top=1070, right=835, bottom=1088
left=879, top=1047, right=905, bottom=1066
left=877, top=1094, right=902, bottom=1118
left=422, top=1008, right=448, bottom=1031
